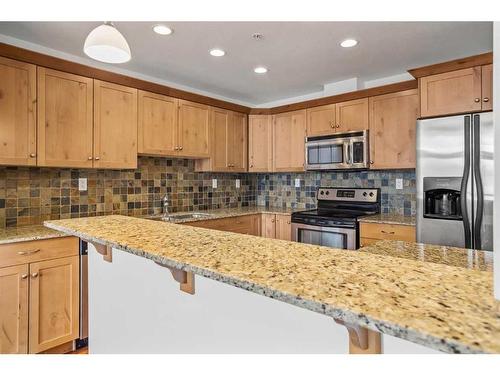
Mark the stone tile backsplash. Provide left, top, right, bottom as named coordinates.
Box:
left=0, top=157, right=256, bottom=227
left=255, top=170, right=416, bottom=215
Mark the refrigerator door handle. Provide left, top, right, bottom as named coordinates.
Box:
left=460, top=115, right=472, bottom=248
left=473, top=114, right=483, bottom=249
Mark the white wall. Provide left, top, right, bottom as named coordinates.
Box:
left=494, top=22, right=500, bottom=300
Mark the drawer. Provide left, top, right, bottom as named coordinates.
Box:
left=360, top=223, right=416, bottom=242
left=0, top=237, right=79, bottom=268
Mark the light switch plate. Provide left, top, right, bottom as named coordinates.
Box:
left=212, top=178, right=217, bottom=189
left=295, top=178, right=301, bottom=188
left=396, top=178, right=403, bottom=190
left=235, top=179, right=241, bottom=189
left=78, top=178, right=87, bottom=191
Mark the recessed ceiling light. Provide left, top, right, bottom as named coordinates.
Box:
left=254, top=66, right=268, bottom=74
left=209, top=48, right=225, bottom=57
left=340, top=39, right=358, bottom=48
left=153, top=25, right=173, bottom=35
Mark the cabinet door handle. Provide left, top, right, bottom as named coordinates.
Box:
left=474, top=98, right=481, bottom=103
left=31, top=272, right=39, bottom=278
left=29, top=153, right=36, bottom=158
left=381, top=230, right=395, bottom=235
left=95, top=156, right=100, bottom=160
left=21, top=274, right=28, bottom=280
left=17, top=249, right=40, bottom=256
left=287, top=221, right=291, bottom=224
left=483, top=97, right=489, bottom=102
left=250, top=164, right=253, bottom=168
left=88, top=156, right=93, bottom=160
left=179, top=146, right=183, bottom=150
left=336, top=124, right=340, bottom=128
left=370, top=160, right=374, bottom=165
left=271, top=219, right=275, bottom=223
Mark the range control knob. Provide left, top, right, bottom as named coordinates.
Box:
left=320, top=190, right=324, bottom=195
left=369, top=192, right=374, bottom=197
left=325, top=191, right=330, bottom=195
left=362, top=192, right=367, bottom=197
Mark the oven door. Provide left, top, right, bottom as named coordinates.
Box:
left=291, top=223, right=357, bottom=250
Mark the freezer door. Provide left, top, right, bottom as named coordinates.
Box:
left=416, top=114, right=473, bottom=247
left=472, top=112, right=494, bottom=251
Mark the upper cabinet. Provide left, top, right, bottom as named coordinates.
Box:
left=369, top=89, right=419, bottom=169
left=177, top=100, right=210, bottom=158
left=306, top=104, right=336, bottom=136
left=248, top=115, right=272, bottom=172
left=37, top=68, right=94, bottom=168
left=94, top=80, right=138, bottom=169
left=335, top=98, right=369, bottom=132
left=273, top=110, right=306, bottom=172
left=481, top=64, right=493, bottom=111
left=0, top=57, right=37, bottom=166
left=138, top=90, right=178, bottom=156
left=196, top=108, right=247, bottom=172
left=419, top=67, right=487, bottom=117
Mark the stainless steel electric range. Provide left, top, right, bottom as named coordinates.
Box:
left=291, top=187, right=380, bottom=250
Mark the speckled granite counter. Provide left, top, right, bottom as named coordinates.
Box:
left=358, top=213, right=416, bottom=226
left=44, top=215, right=500, bottom=354
left=0, top=225, right=70, bottom=245
left=360, top=240, right=493, bottom=272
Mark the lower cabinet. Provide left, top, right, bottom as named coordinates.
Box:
left=261, top=213, right=292, bottom=241
left=0, top=237, right=79, bottom=354
left=185, top=214, right=261, bottom=236
left=360, top=223, right=416, bottom=247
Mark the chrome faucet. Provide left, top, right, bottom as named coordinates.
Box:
left=162, top=193, right=171, bottom=220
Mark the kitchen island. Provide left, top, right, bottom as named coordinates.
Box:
left=44, top=215, right=500, bottom=354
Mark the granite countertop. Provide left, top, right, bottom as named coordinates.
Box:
left=358, top=213, right=416, bottom=226
left=44, top=215, right=500, bottom=354
left=360, top=240, right=493, bottom=272
left=0, top=225, right=70, bottom=245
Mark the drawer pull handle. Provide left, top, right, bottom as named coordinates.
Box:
left=17, top=249, right=41, bottom=255
left=380, top=230, right=395, bottom=235
left=31, top=272, right=39, bottom=278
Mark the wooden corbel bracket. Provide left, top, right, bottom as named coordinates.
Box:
left=155, top=262, right=195, bottom=295
left=93, top=242, right=113, bottom=263
left=334, top=318, right=382, bottom=354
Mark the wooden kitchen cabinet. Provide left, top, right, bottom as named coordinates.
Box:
left=275, top=214, right=292, bottom=241
left=228, top=112, right=247, bottom=171
left=185, top=214, right=260, bottom=236
left=306, top=104, right=336, bottom=136
left=138, top=90, right=178, bottom=156
left=28, top=255, right=79, bottom=354
left=419, top=67, right=482, bottom=117
left=37, top=68, right=94, bottom=168
left=94, top=80, right=138, bottom=169
left=481, top=64, right=493, bottom=111
left=335, top=98, right=369, bottom=132
left=0, top=57, right=37, bottom=166
left=177, top=99, right=210, bottom=158
left=360, top=222, right=416, bottom=246
left=248, top=115, right=273, bottom=172
left=273, top=110, right=306, bottom=172
left=261, top=213, right=276, bottom=238
left=0, top=264, right=29, bottom=354
left=369, top=89, right=419, bottom=169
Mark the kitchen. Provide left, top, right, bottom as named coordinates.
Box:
left=0, top=15, right=499, bottom=366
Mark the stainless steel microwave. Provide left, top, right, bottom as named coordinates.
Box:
left=305, top=130, right=369, bottom=170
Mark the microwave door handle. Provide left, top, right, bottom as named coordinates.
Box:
left=343, top=142, right=350, bottom=165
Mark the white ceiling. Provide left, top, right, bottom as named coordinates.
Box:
left=0, top=22, right=493, bottom=106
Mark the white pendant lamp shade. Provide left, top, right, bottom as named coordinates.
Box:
left=84, top=23, right=131, bottom=64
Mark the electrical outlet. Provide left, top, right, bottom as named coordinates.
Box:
left=235, top=179, right=241, bottom=189
left=78, top=178, right=87, bottom=191
left=396, top=178, right=403, bottom=190
left=212, top=178, right=217, bottom=189
left=294, top=178, right=301, bottom=188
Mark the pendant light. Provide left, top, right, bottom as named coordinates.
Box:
left=84, top=22, right=131, bottom=64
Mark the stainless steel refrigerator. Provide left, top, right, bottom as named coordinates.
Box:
left=416, top=112, right=494, bottom=251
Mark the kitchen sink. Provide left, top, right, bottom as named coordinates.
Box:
left=146, top=212, right=215, bottom=222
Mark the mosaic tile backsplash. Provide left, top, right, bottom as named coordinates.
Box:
left=255, top=170, right=416, bottom=216
left=0, top=157, right=256, bottom=227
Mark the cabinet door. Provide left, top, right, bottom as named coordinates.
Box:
left=0, top=57, right=36, bottom=166
left=94, top=80, right=138, bottom=169
left=211, top=107, right=230, bottom=171
left=37, top=68, right=93, bottom=168
left=178, top=100, right=210, bottom=158
left=29, top=255, right=79, bottom=354
left=419, top=67, right=482, bottom=117
left=228, top=112, right=247, bottom=171
left=248, top=115, right=272, bottom=172
left=275, top=214, right=292, bottom=241
left=261, top=214, right=276, bottom=238
left=273, top=110, right=306, bottom=172
left=336, top=98, right=368, bottom=132
left=481, top=64, right=493, bottom=111
left=0, top=264, right=29, bottom=354
left=306, top=104, right=336, bottom=136
left=369, top=89, right=419, bottom=169
left=138, top=90, right=178, bottom=156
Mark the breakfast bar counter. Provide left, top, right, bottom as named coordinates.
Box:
left=45, top=215, right=500, bottom=354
